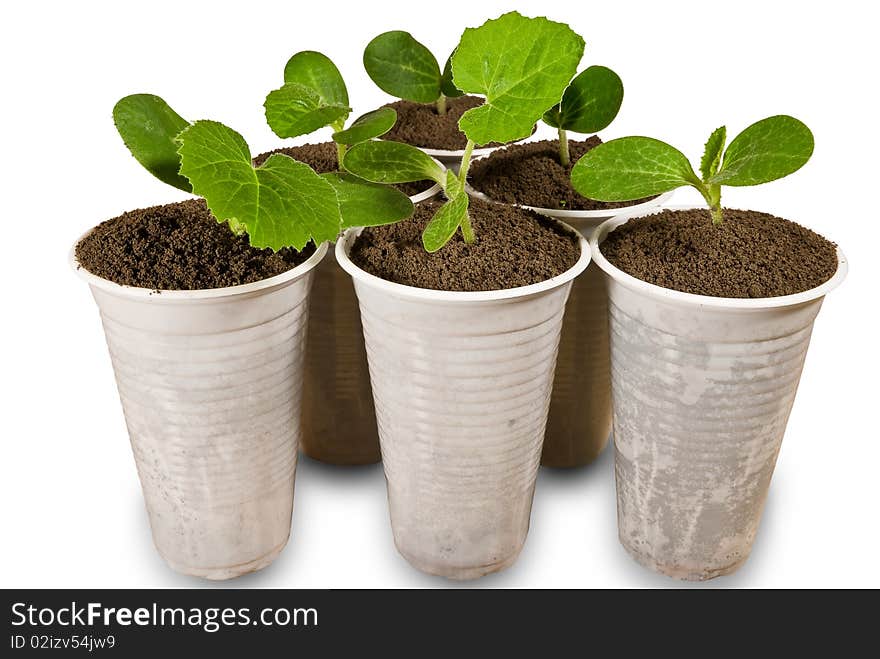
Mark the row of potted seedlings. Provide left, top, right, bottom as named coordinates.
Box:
left=72, top=11, right=845, bottom=581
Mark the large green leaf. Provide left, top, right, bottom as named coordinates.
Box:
left=113, top=94, right=192, bottom=191
left=343, top=140, right=446, bottom=185
left=542, top=66, right=623, bottom=134
left=321, top=172, right=413, bottom=229
left=700, top=125, right=727, bottom=181
left=422, top=172, right=468, bottom=252
left=264, top=82, right=351, bottom=139
left=710, top=115, right=814, bottom=186
left=452, top=12, right=584, bottom=145
left=332, top=108, right=397, bottom=146
left=177, top=120, right=340, bottom=250
left=363, top=31, right=441, bottom=103
left=283, top=51, right=349, bottom=107
left=571, top=136, right=700, bottom=201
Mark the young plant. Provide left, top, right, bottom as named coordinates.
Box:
left=113, top=93, right=411, bottom=251
left=363, top=31, right=462, bottom=115
left=541, top=65, right=624, bottom=167
left=570, top=115, right=814, bottom=225
left=343, top=12, right=585, bottom=252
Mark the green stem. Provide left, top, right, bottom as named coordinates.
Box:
left=458, top=139, right=476, bottom=244
left=558, top=126, right=570, bottom=167
left=436, top=93, right=447, bottom=116
left=336, top=142, right=347, bottom=171
left=696, top=182, right=723, bottom=225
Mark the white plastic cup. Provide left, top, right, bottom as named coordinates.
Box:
left=591, top=207, right=847, bottom=580
left=469, top=187, right=673, bottom=467
left=71, top=236, right=327, bottom=580
left=336, top=223, right=590, bottom=579
left=300, top=182, right=442, bottom=465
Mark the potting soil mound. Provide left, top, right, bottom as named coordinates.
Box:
left=469, top=138, right=656, bottom=211
left=380, top=95, right=491, bottom=150
left=349, top=197, right=580, bottom=291
left=601, top=208, right=838, bottom=298
left=76, top=199, right=315, bottom=290
left=253, top=142, right=433, bottom=198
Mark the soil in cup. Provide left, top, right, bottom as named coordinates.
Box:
left=601, top=208, right=838, bottom=298
left=379, top=95, right=499, bottom=151
left=349, top=197, right=579, bottom=291
left=76, top=199, right=315, bottom=290
left=469, top=137, right=656, bottom=211
left=253, top=142, right=433, bottom=198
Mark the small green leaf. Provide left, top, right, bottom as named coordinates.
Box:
left=177, top=120, right=341, bottom=250
left=284, top=51, right=349, bottom=107
left=113, top=94, right=192, bottom=192
left=700, top=126, right=727, bottom=181
left=543, top=66, right=623, bottom=134
left=423, top=174, right=468, bottom=252
left=264, top=82, right=351, bottom=139
left=440, top=54, right=463, bottom=98
left=343, top=140, right=446, bottom=185
left=710, top=115, right=814, bottom=186
left=363, top=31, right=441, bottom=103
left=571, top=136, right=700, bottom=201
left=321, top=172, right=413, bottom=229
left=332, top=108, right=397, bottom=146
left=453, top=12, right=585, bottom=145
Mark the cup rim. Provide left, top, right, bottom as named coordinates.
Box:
left=335, top=217, right=591, bottom=304
left=591, top=205, right=848, bottom=310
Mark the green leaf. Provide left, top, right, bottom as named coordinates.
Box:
left=113, top=94, right=192, bottom=192
left=321, top=172, right=413, bottom=229
left=332, top=108, right=397, bottom=145
left=423, top=172, right=468, bottom=252
left=571, top=136, right=700, bottom=201
left=700, top=125, right=727, bottom=181
left=440, top=54, right=463, bottom=98
left=342, top=140, right=446, bottom=185
left=452, top=12, right=585, bottom=145
left=264, top=82, right=351, bottom=139
left=177, top=120, right=341, bottom=250
left=543, top=66, right=623, bottom=134
left=363, top=31, right=441, bottom=103
left=284, top=51, right=349, bottom=107
left=710, top=115, right=814, bottom=186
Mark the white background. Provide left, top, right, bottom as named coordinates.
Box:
left=1, top=0, right=877, bottom=588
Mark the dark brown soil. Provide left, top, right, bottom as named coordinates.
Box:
left=253, top=142, right=433, bottom=198
left=75, top=199, right=315, bottom=290
left=469, top=138, right=656, bottom=211
left=349, top=197, right=580, bottom=291
left=601, top=208, right=838, bottom=298
left=381, top=95, right=496, bottom=150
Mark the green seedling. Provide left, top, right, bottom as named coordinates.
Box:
left=570, top=115, right=814, bottom=225
left=113, top=94, right=411, bottom=251
left=263, top=51, right=399, bottom=168
left=343, top=11, right=585, bottom=252
left=363, top=30, right=462, bottom=115
left=541, top=65, right=623, bottom=167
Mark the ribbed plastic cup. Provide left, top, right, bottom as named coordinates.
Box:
left=336, top=223, right=590, bottom=579
left=591, top=207, right=847, bottom=580
left=469, top=187, right=673, bottom=467
left=71, top=237, right=327, bottom=580
left=300, top=183, right=442, bottom=465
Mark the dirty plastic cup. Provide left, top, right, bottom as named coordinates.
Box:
left=469, top=185, right=673, bottom=467
left=591, top=207, right=847, bottom=580
left=301, top=182, right=442, bottom=465
left=71, top=236, right=327, bottom=580
left=336, top=222, right=590, bottom=579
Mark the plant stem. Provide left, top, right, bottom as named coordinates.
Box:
left=458, top=138, right=476, bottom=244
left=696, top=182, right=724, bottom=225
left=436, top=93, right=447, bottom=115
left=709, top=205, right=723, bottom=225
left=336, top=142, right=347, bottom=170
left=558, top=126, right=570, bottom=167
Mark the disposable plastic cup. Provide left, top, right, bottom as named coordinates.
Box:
left=336, top=222, right=590, bottom=578
left=300, top=182, right=442, bottom=465
left=71, top=236, right=327, bottom=579
left=591, top=207, right=847, bottom=580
